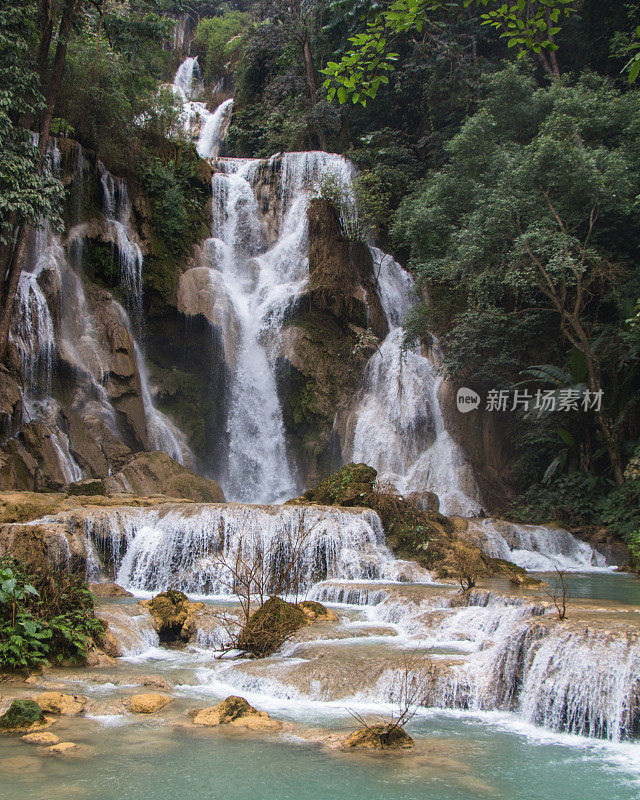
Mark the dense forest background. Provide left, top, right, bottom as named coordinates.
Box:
left=2, top=0, right=640, bottom=561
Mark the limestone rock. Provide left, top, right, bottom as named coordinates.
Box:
left=104, top=451, right=225, bottom=503
left=343, top=724, right=414, bottom=750
left=21, top=732, right=60, bottom=745
left=125, top=693, right=173, bottom=714
left=297, top=600, right=338, bottom=623
left=89, top=582, right=133, bottom=599
left=47, top=741, right=80, bottom=754
left=137, top=675, right=172, bottom=691
left=192, top=696, right=281, bottom=731
left=140, top=589, right=205, bottom=644
left=35, top=692, right=87, bottom=716
left=177, top=266, right=239, bottom=368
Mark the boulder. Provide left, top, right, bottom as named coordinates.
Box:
left=343, top=723, right=414, bottom=750
left=297, top=600, right=338, bottom=623
left=21, top=732, right=60, bottom=745
left=35, top=692, right=87, bottom=716
left=89, top=582, right=133, bottom=599
left=192, top=696, right=281, bottom=731
left=0, top=700, right=46, bottom=731
left=104, top=451, right=225, bottom=503
left=139, top=589, right=205, bottom=644
left=125, top=693, right=173, bottom=714
left=237, top=597, right=308, bottom=657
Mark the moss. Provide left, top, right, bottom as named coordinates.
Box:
left=0, top=699, right=45, bottom=730
left=67, top=479, right=106, bottom=497
left=300, top=463, right=377, bottom=506
left=237, top=597, right=308, bottom=657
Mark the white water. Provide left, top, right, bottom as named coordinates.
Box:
left=343, top=248, right=482, bottom=516
left=200, top=151, right=355, bottom=502
left=79, top=503, right=420, bottom=593
left=134, top=343, right=193, bottom=467
left=99, top=162, right=144, bottom=314
left=9, top=144, right=192, bottom=476
left=172, top=57, right=234, bottom=158
left=466, top=518, right=610, bottom=572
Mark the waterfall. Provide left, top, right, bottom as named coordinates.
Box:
left=11, top=227, right=57, bottom=393
left=172, top=57, right=233, bottom=156
left=134, top=342, right=193, bottom=467
left=78, top=503, right=415, bottom=593
left=342, top=248, right=482, bottom=516
left=465, top=518, right=609, bottom=572
left=98, top=162, right=143, bottom=315
left=8, top=141, right=191, bottom=476
left=197, top=98, right=234, bottom=159
left=198, top=152, right=356, bottom=502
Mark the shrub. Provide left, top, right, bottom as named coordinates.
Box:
left=0, top=559, right=104, bottom=670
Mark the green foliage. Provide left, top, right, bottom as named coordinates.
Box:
left=0, top=559, right=103, bottom=670
left=322, top=0, right=577, bottom=106
left=0, top=1, right=62, bottom=243
left=192, top=10, right=250, bottom=83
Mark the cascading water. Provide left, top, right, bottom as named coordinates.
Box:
left=342, top=248, right=482, bottom=516
left=9, top=141, right=192, bottom=473
left=78, top=503, right=418, bottom=592
left=134, top=341, right=193, bottom=466
left=98, top=162, right=144, bottom=315
left=198, top=151, right=355, bottom=502
left=172, top=57, right=234, bottom=158
left=464, top=518, right=609, bottom=572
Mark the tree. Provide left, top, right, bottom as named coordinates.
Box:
left=0, top=0, right=83, bottom=361
left=393, top=67, right=640, bottom=486
left=322, top=0, right=576, bottom=106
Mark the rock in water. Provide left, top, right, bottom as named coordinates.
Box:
left=344, top=723, right=414, bottom=750
left=192, top=696, right=281, bottom=731
left=35, top=692, right=87, bottom=716
left=140, top=589, right=204, bottom=644
left=22, top=732, right=60, bottom=745
left=297, top=600, right=339, bottom=622
left=125, top=694, right=173, bottom=714
left=237, top=597, right=308, bottom=657
left=0, top=700, right=45, bottom=731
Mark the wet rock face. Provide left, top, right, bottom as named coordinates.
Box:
left=103, top=451, right=225, bottom=503
left=344, top=723, right=414, bottom=750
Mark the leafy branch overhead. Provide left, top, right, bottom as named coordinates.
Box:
left=322, top=0, right=576, bottom=106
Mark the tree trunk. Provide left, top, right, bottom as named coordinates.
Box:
left=38, top=0, right=80, bottom=156
left=0, top=224, right=31, bottom=361
left=301, top=37, right=327, bottom=150
left=570, top=318, right=625, bottom=486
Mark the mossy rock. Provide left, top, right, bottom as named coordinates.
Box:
left=344, top=723, right=414, bottom=750
left=299, top=463, right=377, bottom=507
left=237, top=597, right=308, bottom=657
left=0, top=700, right=45, bottom=731
left=67, top=479, right=106, bottom=497
left=297, top=600, right=338, bottom=622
